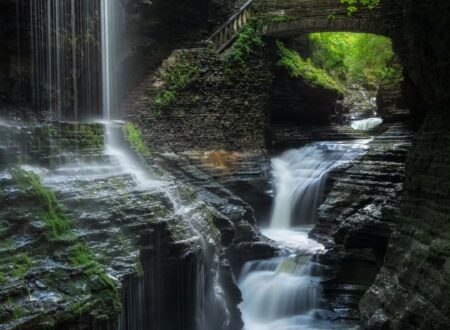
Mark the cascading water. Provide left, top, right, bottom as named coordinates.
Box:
left=239, top=141, right=370, bottom=330
left=29, top=0, right=102, bottom=120
left=99, top=2, right=228, bottom=329
left=17, top=1, right=230, bottom=328
left=351, top=117, right=383, bottom=131
left=270, top=141, right=371, bottom=229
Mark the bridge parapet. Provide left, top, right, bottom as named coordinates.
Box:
left=208, top=0, right=397, bottom=52
left=252, top=0, right=390, bottom=36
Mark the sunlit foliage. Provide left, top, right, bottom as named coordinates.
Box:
left=308, top=32, right=402, bottom=88
left=276, top=41, right=345, bottom=94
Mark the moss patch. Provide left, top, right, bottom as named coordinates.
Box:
left=0, top=253, right=32, bottom=284
left=276, top=41, right=345, bottom=94
left=154, top=52, right=200, bottom=110
left=340, top=0, right=380, bottom=15
left=224, top=24, right=264, bottom=78
left=123, top=123, right=151, bottom=157
left=11, top=169, right=75, bottom=242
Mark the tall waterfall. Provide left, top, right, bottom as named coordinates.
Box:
left=239, top=141, right=370, bottom=330
left=101, top=0, right=122, bottom=125
left=29, top=0, right=102, bottom=120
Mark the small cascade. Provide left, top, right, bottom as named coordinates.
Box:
left=239, top=141, right=370, bottom=329
left=351, top=117, right=383, bottom=131
left=270, top=141, right=370, bottom=229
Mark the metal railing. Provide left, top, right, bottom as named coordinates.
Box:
left=207, top=0, right=253, bottom=53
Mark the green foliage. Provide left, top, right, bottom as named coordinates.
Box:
left=340, top=0, right=380, bottom=15
left=154, top=53, right=199, bottom=110
left=68, top=244, right=122, bottom=316
left=69, top=244, right=117, bottom=291
left=276, top=41, right=345, bottom=94
left=154, top=91, right=176, bottom=109
left=11, top=169, right=74, bottom=241
left=224, top=25, right=264, bottom=77
left=123, top=123, right=151, bottom=157
left=308, top=32, right=402, bottom=88
left=0, top=253, right=33, bottom=284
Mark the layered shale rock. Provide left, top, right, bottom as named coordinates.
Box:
left=269, top=64, right=342, bottom=125
left=134, top=46, right=274, bottom=152
left=0, top=122, right=274, bottom=330
left=360, top=109, right=450, bottom=329
left=310, top=123, right=413, bottom=322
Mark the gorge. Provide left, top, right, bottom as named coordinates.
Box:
left=0, top=1, right=449, bottom=330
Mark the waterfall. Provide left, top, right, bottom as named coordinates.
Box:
left=101, top=0, right=122, bottom=125
left=351, top=117, right=383, bottom=130
left=270, top=141, right=370, bottom=229
left=29, top=0, right=102, bottom=120
left=239, top=141, right=370, bottom=329
left=97, top=2, right=229, bottom=329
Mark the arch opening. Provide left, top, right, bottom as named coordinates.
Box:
left=266, top=32, right=408, bottom=151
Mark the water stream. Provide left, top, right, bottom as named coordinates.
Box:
left=239, top=141, right=370, bottom=330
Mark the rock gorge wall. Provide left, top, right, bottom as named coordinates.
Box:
left=133, top=46, right=274, bottom=152
left=0, top=121, right=276, bottom=330
left=356, top=1, right=450, bottom=328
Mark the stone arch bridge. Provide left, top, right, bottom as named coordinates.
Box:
left=209, top=0, right=400, bottom=51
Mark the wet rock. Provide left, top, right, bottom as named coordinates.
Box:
left=343, top=85, right=378, bottom=121
left=309, top=123, right=413, bottom=324
left=270, top=65, right=341, bottom=125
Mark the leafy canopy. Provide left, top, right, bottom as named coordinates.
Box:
left=308, top=32, right=402, bottom=88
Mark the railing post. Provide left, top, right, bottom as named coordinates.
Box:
left=207, top=0, right=254, bottom=53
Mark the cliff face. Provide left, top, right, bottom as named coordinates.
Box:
left=0, top=0, right=30, bottom=111
left=133, top=46, right=274, bottom=152
left=360, top=109, right=450, bottom=329
left=358, top=0, right=450, bottom=328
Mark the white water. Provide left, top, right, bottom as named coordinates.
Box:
left=29, top=0, right=102, bottom=120
left=270, top=141, right=371, bottom=229
left=351, top=118, right=383, bottom=131
left=239, top=228, right=329, bottom=330
left=239, top=141, right=370, bottom=330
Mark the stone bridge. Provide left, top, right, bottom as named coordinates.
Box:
left=209, top=0, right=400, bottom=51
left=254, top=0, right=396, bottom=36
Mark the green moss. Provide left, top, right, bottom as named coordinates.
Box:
left=154, top=53, right=199, bottom=110
left=0, top=272, right=6, bottom=284
left=0, top=239, right=14, bottom=250
left=154, top=90, right=176, bottom=109
left=123, top=123, right=151, bottom=157
left=11, top=169, right=74, bottom=241
left=253, top=15, right=300, bottom=27
left=340, top=0, right=380, bottom=15
left=69, top=244, right=118, bottom=292
left=4, top=299, right=25, bottom=321
left=224, top=24, right=264, bottom=77
left=0, top=253, right=33, bottom=284
left=276, top=41, right=345, bottom=94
